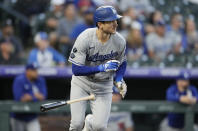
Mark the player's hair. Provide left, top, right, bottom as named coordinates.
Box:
left=64, top=2, right=74, bottom=10
left=96, top=22, right=99, bottom=28
left=171, top=13, right=182, bottom=23
left=96, top=21, right=105, bottom=28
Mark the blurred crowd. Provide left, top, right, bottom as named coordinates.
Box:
left=0, top=0, right=198, bottom=68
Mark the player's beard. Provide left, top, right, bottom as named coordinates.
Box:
left=183, top=84, right=189, bottom=90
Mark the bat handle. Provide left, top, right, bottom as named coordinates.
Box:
left=66, top=94, right=95, bottom=104
left=40, top=101, right=66, bottom=112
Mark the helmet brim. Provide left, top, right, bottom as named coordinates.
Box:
left=116, top=15, right=122, bottom=19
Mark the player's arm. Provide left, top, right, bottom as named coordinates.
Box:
left=167, top=86, right=197, bottom=104
left=192, top=86, right=198, bottom=101
left=169, top=86, right=197, bottom=105
left=114, top=61, right=127, bottom=98
left=114, top=41, right=127, bottom=98
left=72, top=60, right=120, bottom=76
left=114, top=61, right=127, bottom=82
left=115, top=39, right=127, bottom=81
left=34, top=77, right=47, bottom=101
left=188, top=86, right=198, bottom=104
left=166, top=87, right=180, bottom=102
left=13, top=77, right=33, bottom=102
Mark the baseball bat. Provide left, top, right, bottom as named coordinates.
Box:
left=40, top=94, right=95, bottom=112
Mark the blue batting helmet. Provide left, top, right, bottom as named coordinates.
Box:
left=94, top=6, right=122, bottom=24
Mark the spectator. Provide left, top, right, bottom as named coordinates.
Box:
left=14, top=0, right=49, bottom=45
left=119, top=0, right=153, bottom=15
left=14, top=0, right=49, bottom=16
left=92, top=0, right=118, bottom=7
left=32, top=0, right=65, bottom=48
left=159, top=71, right=198, bottom=131
left=146, top=21, right=171, bottom=61
left=123, top=7, right=139, bottom=23
left=183, top=18, right=198, bottom=53
left=11, top=63, right=47, bottom=131
left=126, top=21, right=144, bottom=62
left=76, top=0, right=92, bottom=16
left=45, top=0, right=65, bottom=33
left=167, top=13, right=184, bottom=54
left=0, top=19, right=23, bottom=61
left=46, top=0, right=65, bottom=48
left=148, top=11, right=163, bottom=25
left=0, top=39, right=19, bottom=65
left=28, top=32, right=65, bottom=67
left=168, top=13, right=183, bottom=33
left=120, top=7, right=143, bottom=38
left=70, top=7, right=95, bottom=40
left=57, top=3, right=81, bottom=57
left=145, top=10, right=163, bottom=34
left=107, top=87, right=134, bottom=131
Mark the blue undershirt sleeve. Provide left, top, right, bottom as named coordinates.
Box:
left=114, top=61, right=127, bottom=82
left=72, top=64, right=100, bottom=76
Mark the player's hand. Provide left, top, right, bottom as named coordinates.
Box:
left=190, top=97, right=197, bottom=105
left=34, top=92, right=45, bottom=101
left=98, top=60, right=120, bottom=72
left=180, top=96, right=197, bottom=105
left=114, top=79, right=127, bottom=98
left=21, top=94, right=33, bottom=102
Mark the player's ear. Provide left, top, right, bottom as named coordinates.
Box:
left=97, top=22, right=103, bottom=29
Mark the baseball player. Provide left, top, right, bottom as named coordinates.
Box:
left=159, top=71, right=198, bottom=131
left=68, top=6, right=127, bottom=131
left=11, top=63, right=47, bottom=131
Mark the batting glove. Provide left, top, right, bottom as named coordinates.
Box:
left=114, top=79, right=127, bottom=98
left=98, top=60, right=120, bottom=72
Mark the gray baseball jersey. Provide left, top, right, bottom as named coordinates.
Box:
left=68, top=27, right=126, bottom=93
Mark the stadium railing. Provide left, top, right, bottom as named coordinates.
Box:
left=0, top=101, right=197, bottom=131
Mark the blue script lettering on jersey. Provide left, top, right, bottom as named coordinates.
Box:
left=86, top=50, right=119, bottom=62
